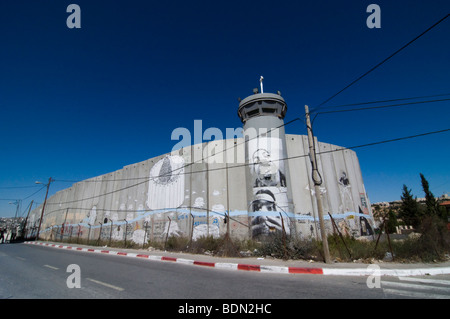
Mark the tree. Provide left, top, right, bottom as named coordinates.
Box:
left=398, top=184, right=422, bottom=228
left=420, top=173, right=448, bottom=222
left=386, top=208, right=399, bottom=234
left=420, top=173, right=438, bottom=217
left=417, top=174, right=450, bottom=259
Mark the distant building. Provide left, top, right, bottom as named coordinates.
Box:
left=440, top=200, right=450, bottom=215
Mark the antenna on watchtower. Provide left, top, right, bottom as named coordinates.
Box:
left=260, top=76, right=264, bottom=94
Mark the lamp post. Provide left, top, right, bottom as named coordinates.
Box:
left=8, top=200, right=21, bottom=219
left=35, top=177, right=54, bottom=241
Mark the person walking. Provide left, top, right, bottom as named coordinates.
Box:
left=11, top=227, right=16, bottom=242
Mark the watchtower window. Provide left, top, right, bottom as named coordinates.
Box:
left=247, top=109, right=260, bottom=117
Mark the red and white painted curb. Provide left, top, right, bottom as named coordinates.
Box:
left=25, top=241, right=323, bottom=275
left=25, top=241, right=450, bottom=277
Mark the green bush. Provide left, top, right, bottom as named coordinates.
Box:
left=165, top=235, right=189, bottom=251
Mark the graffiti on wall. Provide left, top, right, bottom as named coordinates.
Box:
left=29, top=137, right=377, bottom=243
left=147, top=155, right=185, bottom=210
left=338, top=171, right=353, bottom=213
left=248, top=137, right=290, bottom=238
left=360, top=193, right=369, bottom=215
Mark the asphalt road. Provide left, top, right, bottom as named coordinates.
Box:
left=1, top=243, right=449, bottom=302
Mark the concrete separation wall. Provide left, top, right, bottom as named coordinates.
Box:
left=24, top=134, right=375, bottom=244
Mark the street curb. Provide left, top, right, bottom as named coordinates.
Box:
left=24, top=241, right=450, bottom=277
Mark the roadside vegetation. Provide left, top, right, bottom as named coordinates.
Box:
left=154, top=215, right=449, bottom=263
left=152, top=174, right=449, bottom=263
left=149, top=173, right=450, bottom=263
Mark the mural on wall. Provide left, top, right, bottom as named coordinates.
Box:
left=360, top=193, right=369, bottom=215
left=252, top=148, right=286, bottom=187
left=359, top=193, right=375, bottom=235
left=359, top=206, right=374, bottom=236
left=192, top=222, right=220, bottom=241
left=27, top=134, right=376, bottom=243
left=147, top=155, right=185, bottom=210
left=131, top=228, right=147, bottom=244
left=360, top=216, right=374, bottom=236
left=88, top=206, right=97, bottom=225
left=162, top=213, right=183, bottom=238
left=248, top=137, right=290, bottom=238
left=338, top=171, right=353, bottom=213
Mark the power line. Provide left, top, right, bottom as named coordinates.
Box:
left=10, top=16, right=450, bottom=221
left=20, top=14, right=450, bottom=206
left=0, top=185, right=41, bottom=189
left=9, top=92, right=448, bottom=208
left=54, top=117, right=303, bottom=185
left=42, top=127, right=450, bottom=207
left=9, top=14, right=450, bottom=215
left=52, top=95, right=449, bottom=186
left=323, top=128, right=450, bottom=153
left=21, top=185, right=46, bottom=201
left=313, top=93, right=450, bottom=113
left=313, top=13, right=450, bottom=111
left=36, top=127, right=450, bottom=223
left=314, top=97, right=450, bottom=116
left=0, top=186, right=46, bottom=202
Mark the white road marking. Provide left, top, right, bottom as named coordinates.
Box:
left=381, top=276, right=450, bottom=299
left=398, top=276, right=450, bottom=286
left=381, top=280, right=450, bottom=293
left=86, top=278, right=124, bottom=291
left=43, top=265, right=59, bottom=270
left=383, top=288, right=450, bottom=299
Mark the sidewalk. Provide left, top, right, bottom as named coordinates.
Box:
left=25, top=241, right=450, bottom=277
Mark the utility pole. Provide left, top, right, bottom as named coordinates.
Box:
left=305, top=105, right=331, bottom=263
left=11, top=199, right=21, bottom=219
left=22, top=200, right=34, bottom=240
left=35, top=177, right=54, bottom=241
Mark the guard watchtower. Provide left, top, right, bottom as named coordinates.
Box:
left=237, top=77, right=287, bottom=125
left=237, top=77, right=293, bottom=238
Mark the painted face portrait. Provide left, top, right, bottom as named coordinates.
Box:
left=251, top=191, right=277, bottom=212
left=250, top=189, right=289, bottom=237
left=252, top=149, right=279, bottom=187
left=339, top=171, right=350, bottom=187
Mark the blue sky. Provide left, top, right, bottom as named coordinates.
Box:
left=1, top=0, right=449, bottom=218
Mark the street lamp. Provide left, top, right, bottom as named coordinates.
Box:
left=35, top=177, right=54, bottom=241
left=9, top=200, right=21, bottom=219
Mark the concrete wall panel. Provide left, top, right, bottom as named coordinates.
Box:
left=319, top=143, right=341, bottom=218
left=207, top=140, right=228, bottom=237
